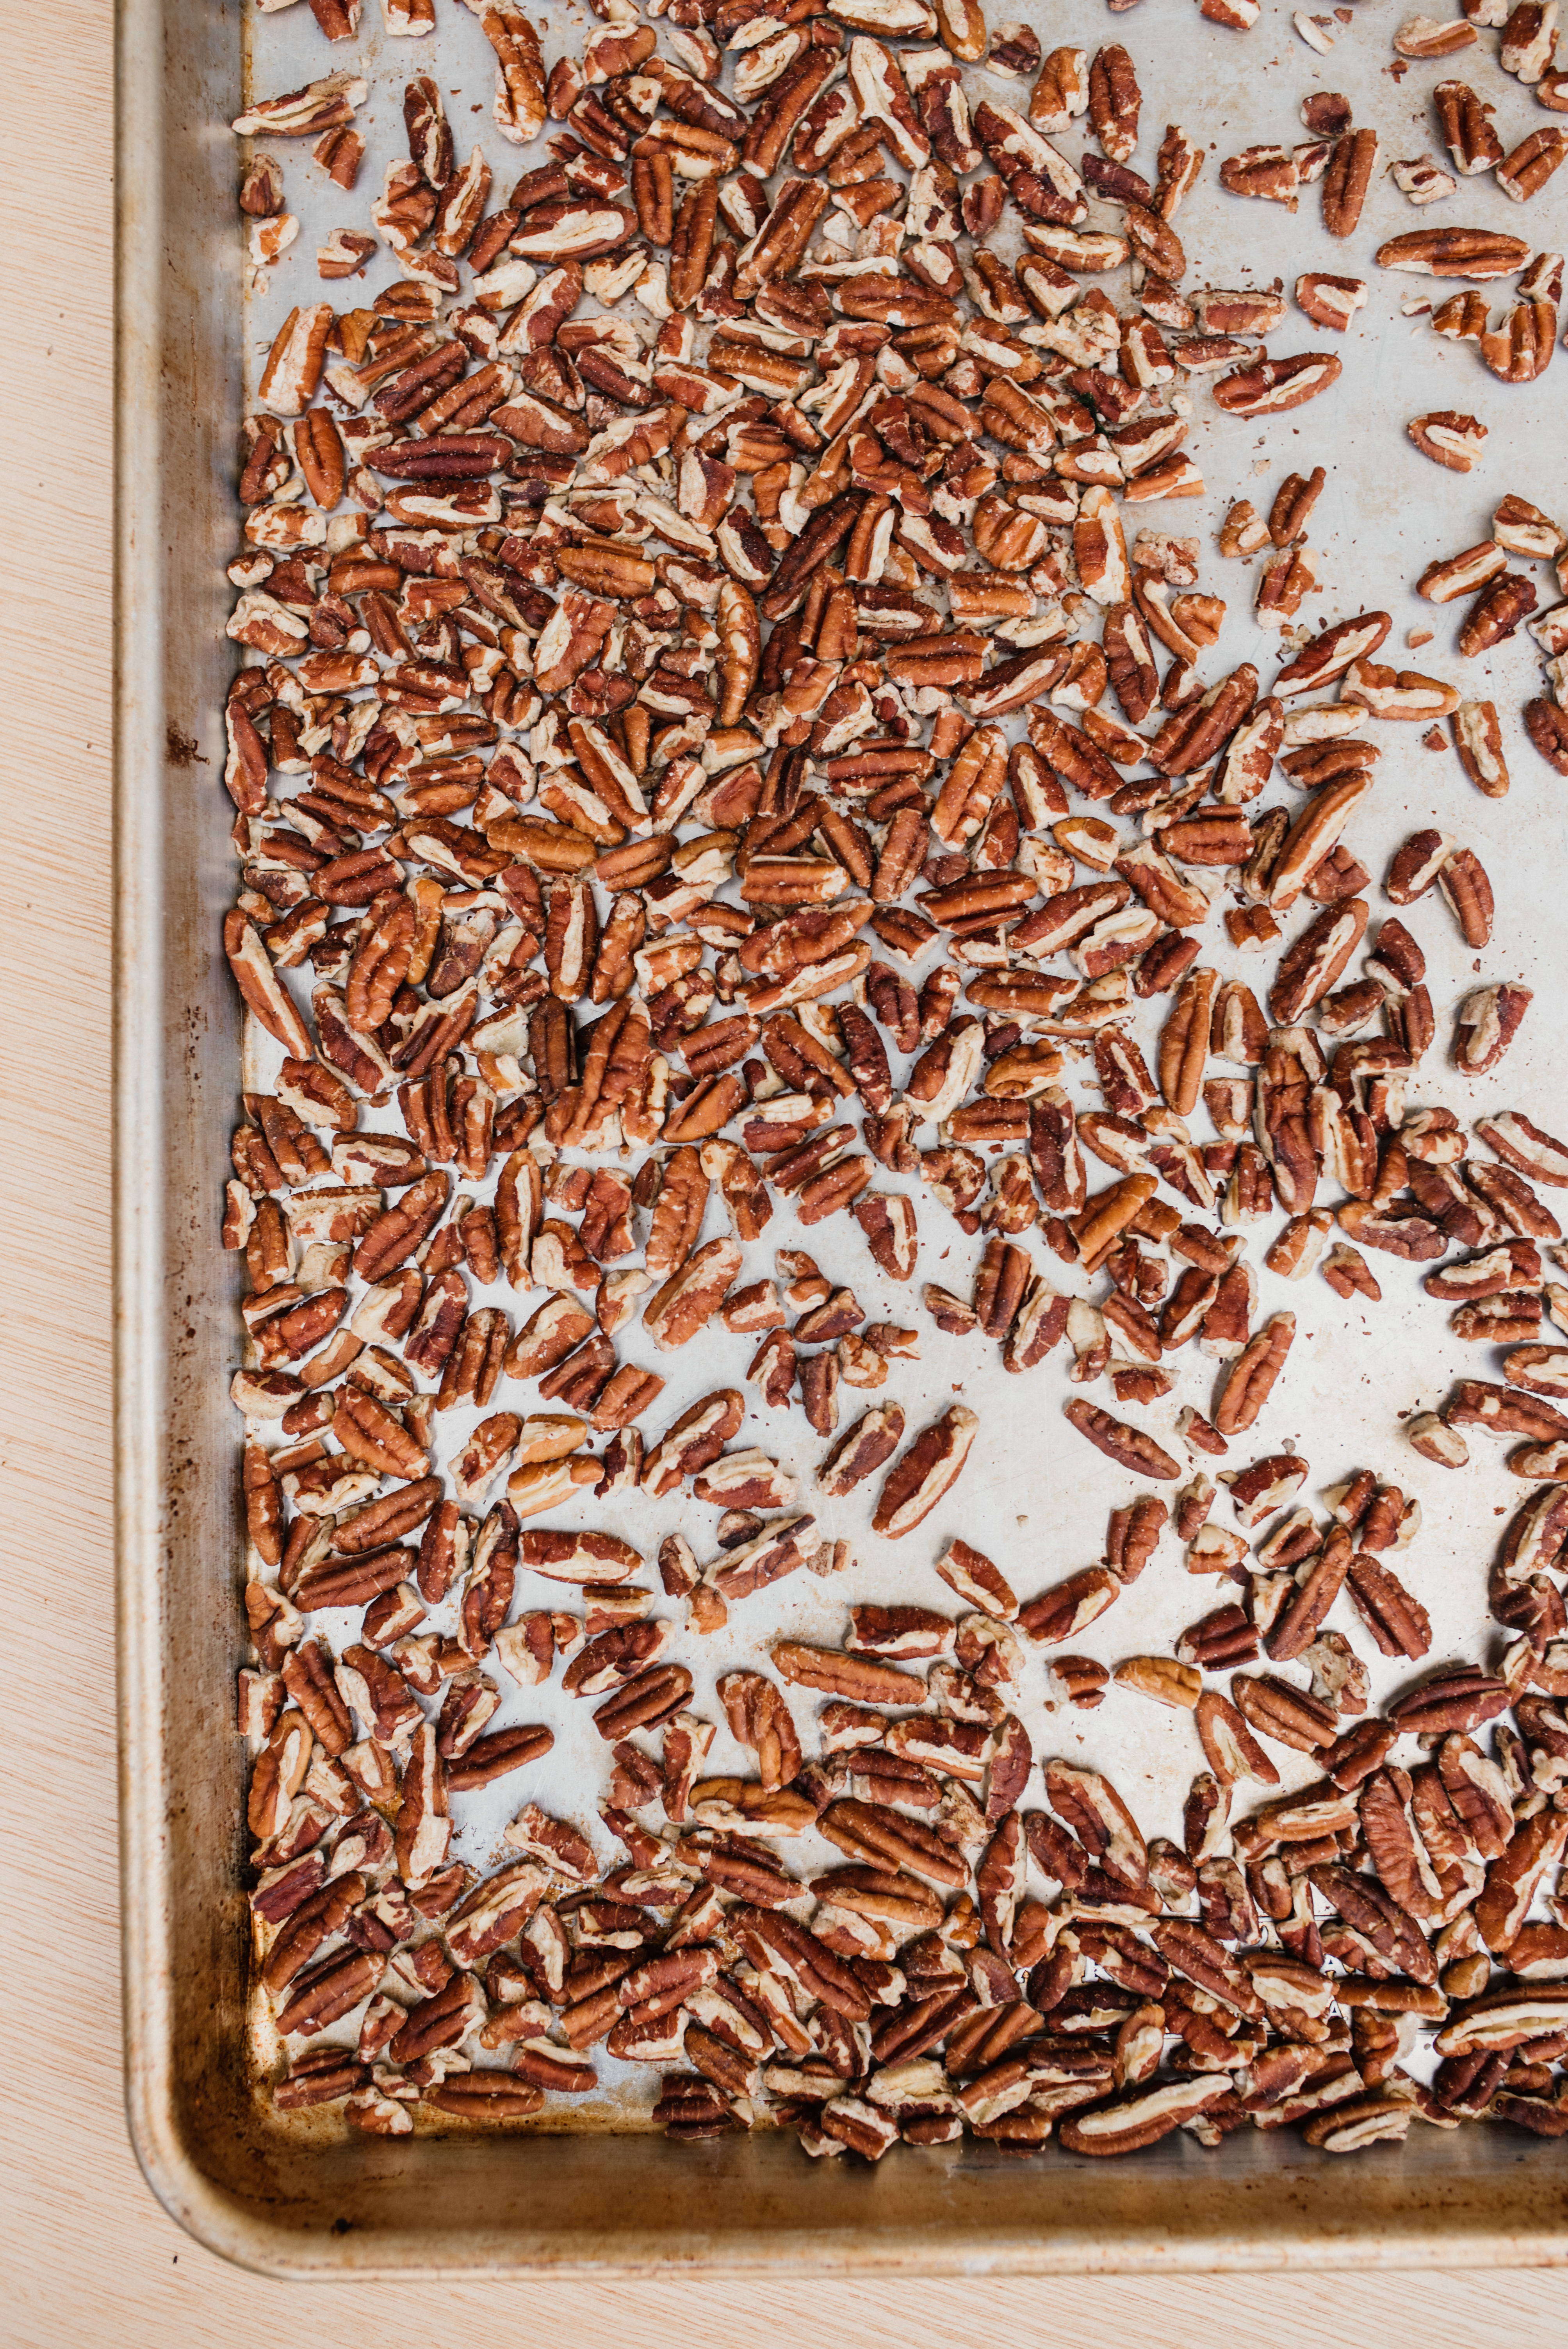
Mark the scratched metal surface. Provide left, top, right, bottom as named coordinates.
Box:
left=118, top=0, right=1568, bottom=2276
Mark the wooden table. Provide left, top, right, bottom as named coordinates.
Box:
left=2, top=5, right=1563, bottom=2338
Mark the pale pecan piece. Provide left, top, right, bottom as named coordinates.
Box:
left=1193, top=1689, right=1278, bottom=1786
left=1218, top=499, right=1270, bottom=558
left=936, top=1537, right=1018, bottom=1622
left=643, top=1237, right=743, bottom=1349
left=1478, top=1111, right=1568, bottom=1187
left=1435, top=1985, right=1568, bottom=2058
left=931, top=0, right=989, bottom=61
left=1027, top=45, right=1089, bottom=128
left=470, top=5, right=547, bottom=145
left=1499, top=495, right=1567, bottom=558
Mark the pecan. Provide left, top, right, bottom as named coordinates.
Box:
left=1346, top=1552, right=1433, bottom=1661
left=1269, top=775, right=1373, bottom=916
left=1387, top=1667, right=1510, bottom=1740
left=1213, top=353, right=1342, bottom=417
left=643, top=1237, right=742, bottom=1349
left=1375, top=227, right=1532, bottom=278
left=1177, top=1605, right=1257, bottom=1671
left=1213, top=1314, right=1295, bottom=1438
left=1059, top=2075, right=1233, bottom=2156
left=1190, top=1688, right=1277, bottom=1787
left=871, top=1406, right=979, bottom=1539
left=1295, top=273, right=1366, bottom=332
left=1495, top=126, right=1568, bottom=203
left=210, top=2, right=1568, bottom=2165
left=1221, top=143, right=1305, bottom=208
left=517, top=1529, right=641, bottom=1588
left=1064, top=1399, right=1180, bottom=1481
left=1222, top=1454, right=1310, bottom=1530
left=1451, top=700, right=1509, bottom=797
left=1501, top=2, right=1561, bottom=80
left=819, top=1405, right=907, bottom=1498
left=1231, top=1673, right=1338, bottom=1756
left=641, top=1390, right=745, bottom=1499
left=1497, top=510, right=1566, bottom=578
left=1270, top=897, right=1369, bottom=1025
left=1028, top=45, right=1089, bottom=128
left=1156, top=966, right=1218, bottom=1117
left=1435, top=845, right=1495, bottom=948
left=935, top=1538, right=1018, bottom=1624
left=1218, top=500, right=1269, bottom=559
left=1088, top=45, right=1140, bottom=162
left=1014, top=1566, right=1122, bottom=1651
left=1459, top=572, right=1538, bottom=656
left=1436, top=1985, right=1568, bottom=2058
left=1429, top=82, right=1500, bottom=182
left=1526, top=699, right=1568, bottom=775
left=771, top=1642, right=925, bottom=1708
left=1454, top=982, right=1532, bottom=1075
left=1115, top=1656, right=1201, bottom=1711
left=1479, top=1112, right=1568, bottom=1188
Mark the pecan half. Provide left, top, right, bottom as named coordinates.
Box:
left=1375, top=227, right=1531, bottom=278
left=872, top=1406, right=979, bottom=1538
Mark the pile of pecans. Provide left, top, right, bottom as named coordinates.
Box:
left=226, top=0, right=1568, bottom=2157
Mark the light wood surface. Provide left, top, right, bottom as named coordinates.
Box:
left=1, top=5, right=1564, bottom=2340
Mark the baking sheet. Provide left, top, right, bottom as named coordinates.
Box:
left=118, top=0, right=1568, bottom=2275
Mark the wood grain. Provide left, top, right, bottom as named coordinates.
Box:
left=0, top=4, right=1563, bottom=2341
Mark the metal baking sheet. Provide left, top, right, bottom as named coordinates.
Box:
left=117, top=0, right=1568, bottom=2274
